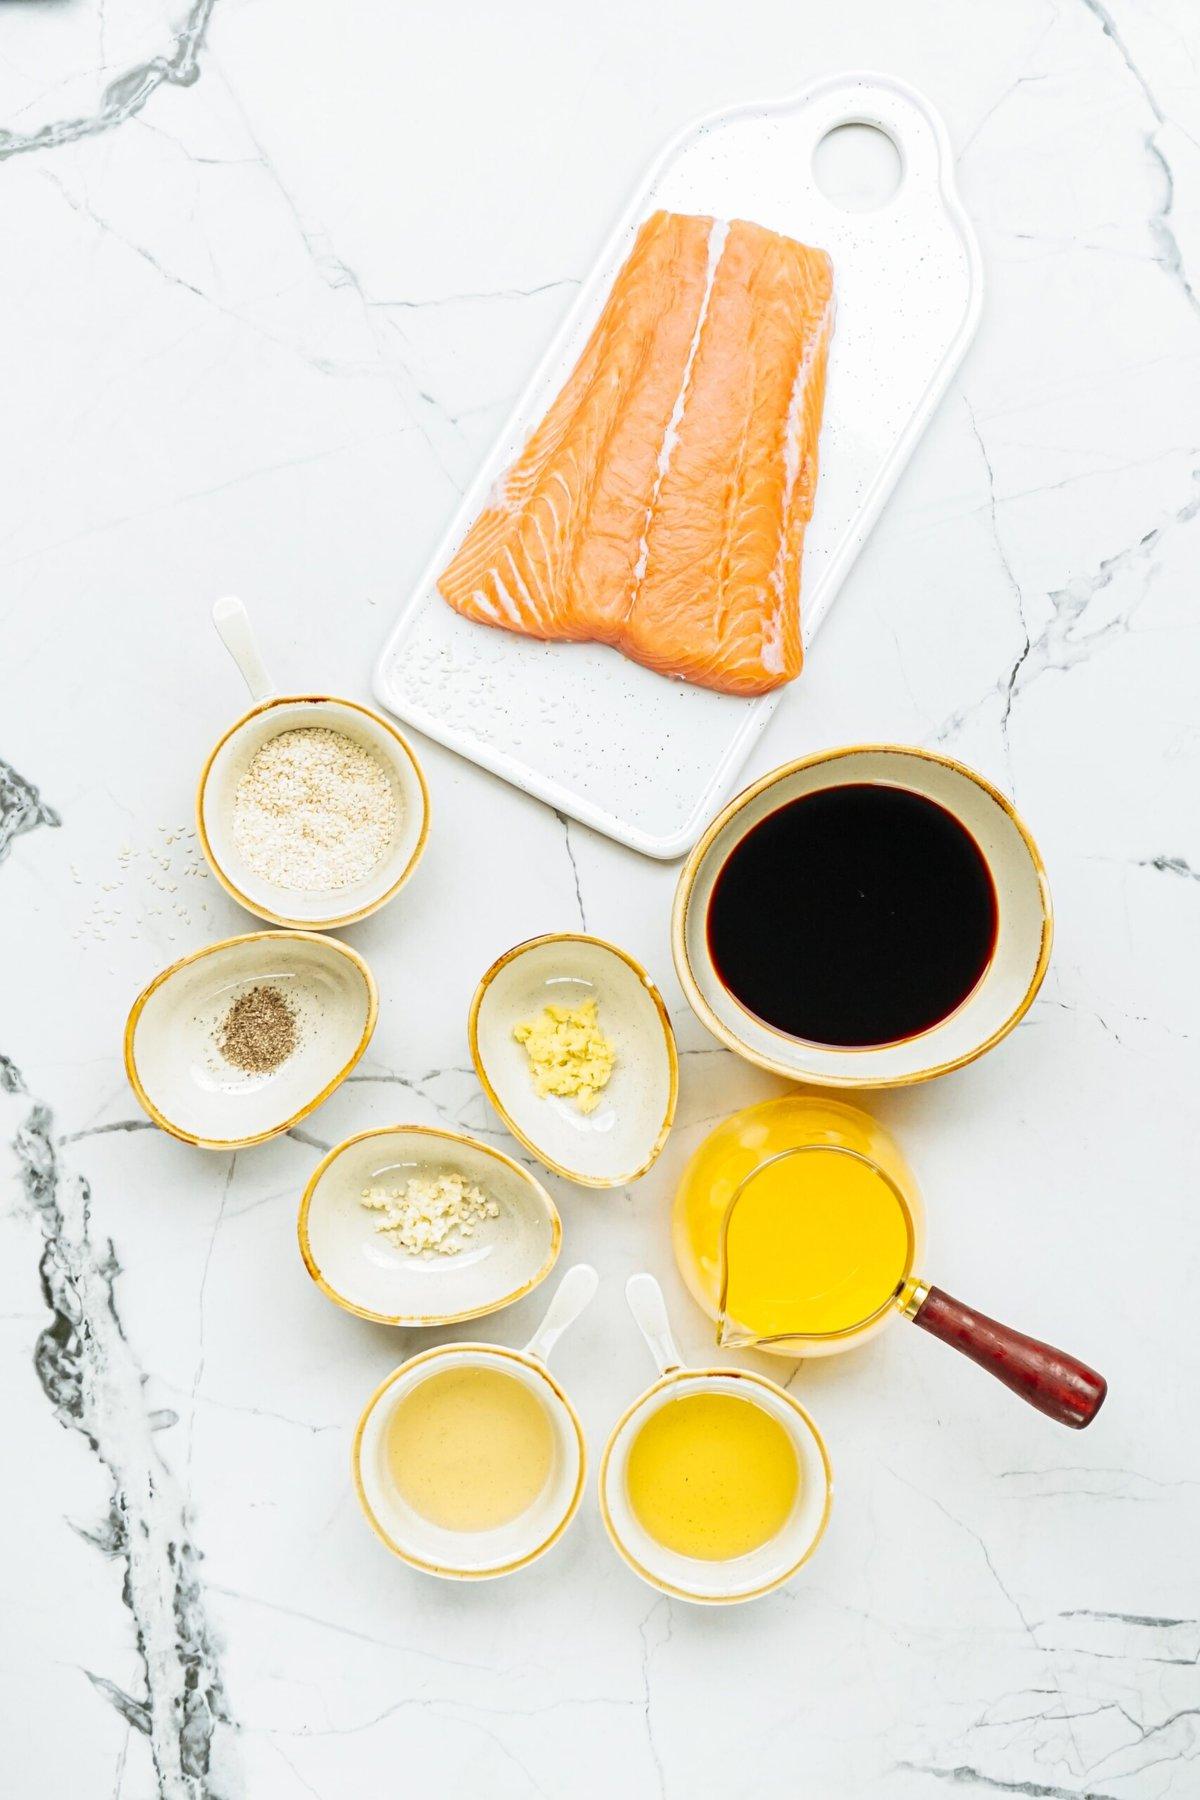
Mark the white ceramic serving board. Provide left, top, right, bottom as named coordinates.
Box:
left=374, top=72, right=982, bottom=859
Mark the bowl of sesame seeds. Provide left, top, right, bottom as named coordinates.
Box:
left=197, top=694, right=430, bottom=931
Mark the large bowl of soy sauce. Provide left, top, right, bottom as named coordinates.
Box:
left=671, top=747, right=1052, bottom=1087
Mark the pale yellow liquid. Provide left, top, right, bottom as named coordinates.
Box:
left=387, top=1365, right=555, bottom=1532
left=626, top=1391, right=799, bottom=1561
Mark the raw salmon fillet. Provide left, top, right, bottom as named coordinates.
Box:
left=437, top=210, right=834, bottom=696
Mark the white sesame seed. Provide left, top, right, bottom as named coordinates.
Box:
left=231, top=727, right=398, bottom=891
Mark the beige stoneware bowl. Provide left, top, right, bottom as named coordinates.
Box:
left=469, top=933, right=678, bottom=1188
left=672, top=746, right=1052, bottom=1088
left=353, top=1263, right=597, bottom=1580
left=599, top=1276, right=833, bottom=1605
left=197, top=597, right=429, bottom=930
left=124, top=930, right=377, bottom=1149
left=298, top=1125, right=561, bottom=1327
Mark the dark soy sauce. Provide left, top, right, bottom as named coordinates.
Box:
left=707, top=783, right=999, bottom=1048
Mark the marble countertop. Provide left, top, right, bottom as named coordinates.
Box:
left=2, top=1, right=1198, bottom=1795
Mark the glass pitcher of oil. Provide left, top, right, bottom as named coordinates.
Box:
left=672, top=1096, right=925, bottom=1356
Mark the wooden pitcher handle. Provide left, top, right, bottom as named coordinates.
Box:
left=908, top=1286, right=1107, bottom=1429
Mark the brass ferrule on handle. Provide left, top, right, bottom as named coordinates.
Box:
left=899, top=1279, right=930, bottom=1319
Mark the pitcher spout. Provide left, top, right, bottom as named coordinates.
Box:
left=715, top=1309, right=764, bottom=1351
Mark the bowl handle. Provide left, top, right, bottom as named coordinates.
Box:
left=625, top=1272, right=684, bottom=1377
left=213, top=595, right=277, bottom=702
left=524, top=1263, right=599, bottom=1364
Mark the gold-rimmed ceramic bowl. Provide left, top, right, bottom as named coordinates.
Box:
left=124, top=930, right=377, bottom=1149
left=672, top=746, right=1052, bottom=1088
left=353, top=1264, right=597, bottom=1580
left=299, top=1125, right=561, bottom=1327
left=599, top=1276, right=833, bottom=1605
left=469, top=933, right=678, bottom=1188
left=197, top=596, right=429, bottom=930
left=197, top=694, right=430, bottom=931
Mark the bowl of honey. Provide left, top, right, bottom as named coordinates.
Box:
left=672, top=746, right=1052, bottom=1087
left=353, top=1264, right=597, bottom=1579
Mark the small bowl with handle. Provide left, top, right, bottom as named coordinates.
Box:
left=598, top=1274, right=833, bottom=1605
left=197, top=596, right=430, bottom=930
left=353, top=1263, right=597, bottom=1580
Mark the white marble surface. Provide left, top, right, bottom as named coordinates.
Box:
left=1, top=2, right=1198, bottom=1795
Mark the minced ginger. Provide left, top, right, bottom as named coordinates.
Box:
left=513, top=998, right=616, bottom=1114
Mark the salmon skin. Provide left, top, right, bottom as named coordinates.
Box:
left=437, top=210, right=834, bottom=697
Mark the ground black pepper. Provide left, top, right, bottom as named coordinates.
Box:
left=217, top=983, right=298, bottom=1073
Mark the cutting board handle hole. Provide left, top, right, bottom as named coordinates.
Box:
left=812, top=122, right=902, bottom=212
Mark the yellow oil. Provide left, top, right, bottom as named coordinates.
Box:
left=672, top=1096, right=920, bottom=1351
left=626, top=1390, right=799, bottom=1560
left=387, top=1364, right=555, bottom=1532
left=723, top=1148, right=910, bottom=1340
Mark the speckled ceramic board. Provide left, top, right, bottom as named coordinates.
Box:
left=374, top=73, right=982, bottom=858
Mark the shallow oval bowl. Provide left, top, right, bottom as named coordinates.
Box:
left=299, top=1125, right=561, bottom=1326
left=125, top=931, right=377, bottom=1149
left=673, top=746, right=1052, bottom=1087
left=197, top=695, right=430, bottom=930
left=469, top=933, right=678, bottom=1188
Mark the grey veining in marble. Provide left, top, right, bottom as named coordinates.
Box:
left=0, top=759, right=58, bottom=864
left=0, top=0, right=215, bottom=163
left=1, top=0, right=1198, bottom=1795
left=7, top=1061, right=235, bottom=1797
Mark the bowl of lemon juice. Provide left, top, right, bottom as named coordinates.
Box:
left=599, top=1275, right=832, bottom=1604
left=353, top=1263, right=597, bottom=1578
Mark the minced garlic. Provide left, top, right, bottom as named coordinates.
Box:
left=360, top=1172, right=499, bottom=1256
left=513, top=998, right=616, bottom=1114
